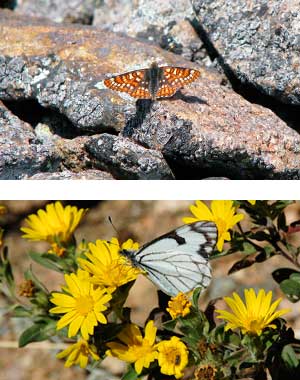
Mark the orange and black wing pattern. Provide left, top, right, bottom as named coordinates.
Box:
left=156, top=66, right=200, bottom=98
left=104, top=69, right=152, bottom=99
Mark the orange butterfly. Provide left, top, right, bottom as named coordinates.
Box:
left=104, top=62, right=200, bottom=100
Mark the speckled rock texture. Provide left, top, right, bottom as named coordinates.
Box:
left=192, top=0, right=300, bottom=105
left=26, top=169, right=114, bottom=180
left=93, top=0, right=208, bottom=63
left=15, top=0, right=97, bottom=24
left=0, top=9, right=300, bottom=179
left=0, top=100, right=60, bottom=179
left=87, top=134, right=174, bottom=179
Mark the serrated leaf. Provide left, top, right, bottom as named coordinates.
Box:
left=281, top=344, right=299, bottom=368
left=29, top=252, right=63, bottom=272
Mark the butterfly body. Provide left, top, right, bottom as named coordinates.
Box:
left=120, top=221, right=217, bottom=296
left=104, top=62, right=200, bottom=100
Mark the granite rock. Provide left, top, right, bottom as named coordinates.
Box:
left=86, top=134, right=174, bottom=180
left=16, top=0, right=97, bottom=24
left=0, top=100, right=60, bottom=179
left=1, top=10, right=300, bottom=179
left=192, top=0, right=300, bottom=105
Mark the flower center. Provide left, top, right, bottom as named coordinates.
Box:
left=165, top=347, right=181, bottom=367
left=249, top=319, right=264, bottom=333
left=76, top=296, right=94, bottom=315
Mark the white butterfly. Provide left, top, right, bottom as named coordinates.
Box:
left=120, top=221, right=217, bottom=296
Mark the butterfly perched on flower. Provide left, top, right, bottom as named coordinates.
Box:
left=119, top=221, right=217, bottom=296
left=104, top=62, right=201, bottom=101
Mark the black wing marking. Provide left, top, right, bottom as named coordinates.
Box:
left=124, top=221, right=217, bottom=296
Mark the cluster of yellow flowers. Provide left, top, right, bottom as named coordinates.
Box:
left=18, top=200, right=289, bottom=377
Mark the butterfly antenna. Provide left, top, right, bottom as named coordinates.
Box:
left=108, top=216, right=119, bottom=237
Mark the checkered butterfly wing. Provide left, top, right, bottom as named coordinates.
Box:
left=156, top=66, right=200, bottom=98
left=104, top=69, right=152, bottom=99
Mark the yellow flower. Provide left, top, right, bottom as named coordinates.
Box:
left=183, top=200, right=244, bottom=251
left=157, top=336, right=188, bottom=379
left=78, top=237, right=142, bottom=293
left=50, top=269, right=112, bottom=340
left=248, top=200, right=256, bottom=205
left=57, top=339, right=100, bottom=368
left=166, top=292, right=192, bottom=319
left=216, top=288, right=290, bottom=336
left=106, top=320, right=158, bottom=374
left=21, top=201, right=87, bottom=255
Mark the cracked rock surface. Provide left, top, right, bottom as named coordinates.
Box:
left=192, top=0, right=300, bottom=105
left=0, top=8, right=299, bottom=179
left=87, top=134, right=174, bottom=180
left=0, top=100, right=60, bottom=179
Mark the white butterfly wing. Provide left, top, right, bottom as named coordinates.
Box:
left=129, top=221, right=217, bottom=296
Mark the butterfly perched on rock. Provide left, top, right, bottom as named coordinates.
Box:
left=104, top=62, right=201, bottom=100
left=119, top=221, right=217, bottom=296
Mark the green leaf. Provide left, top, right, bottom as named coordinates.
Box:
left=241, top=241, right=257, bottom=254
left=28, top=252, right=63, bottom=272
left=281, top=344, right=299, bottom=369
left=272, top=268, right=299, bottom=284
left=192, top=287, right=202, bottom=309
left=19, top=320, right=56, bottom=347
left=280, top=279, right=300, bottom=302
left=13, top=305, right=31, bottom=317
left=162, top=318, right=177, bottom=332
left=121, top=365, right=138, bottom=380
left=24, top=267, right=49, bottom=294
left=290, top=273, right=300, bottom=283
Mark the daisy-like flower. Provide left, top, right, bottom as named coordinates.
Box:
left=166, top=292, right=192, bottom=319
left=216, top=288, right=290, bottom=336
left=183, top=200, right=244, bottom=251
left=157, top=336, right=189, bottom=379
left=106, top=320, right=158, bottom=374
left=21, top=201, right=87, bottom=256
left=56, top=339, right=100, bottom=368
left=50, top=269, right=112, bottom=340
left=78, top=238, right=142, bottom=293
left=248, top=200, right=256, bottom=205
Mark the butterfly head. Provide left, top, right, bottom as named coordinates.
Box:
left=119, top=248, right=138, bottom=265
